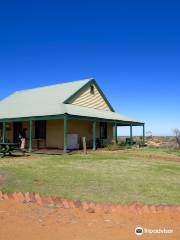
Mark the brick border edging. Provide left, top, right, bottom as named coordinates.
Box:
left=0, top=191, right=180, bottom=213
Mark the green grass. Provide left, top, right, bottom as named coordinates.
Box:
left=0, top=148, right=180, bottom=204
left=128, top=146, right=180, bottom=157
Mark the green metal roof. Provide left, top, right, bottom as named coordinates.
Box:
left=64, top=104, right=143, bottom=124
left=0, top=78, right=143, bottom=124
left=0, top=79, right=91, bottom=119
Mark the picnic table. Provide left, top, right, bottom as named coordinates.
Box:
left=0, top=143, right=26, bottom=157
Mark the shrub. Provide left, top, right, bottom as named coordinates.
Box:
left=105, top=143, right=130, bottom=151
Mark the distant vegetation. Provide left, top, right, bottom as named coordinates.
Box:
left=113, top=135, right=179, bottom=150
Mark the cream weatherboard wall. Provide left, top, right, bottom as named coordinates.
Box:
left=70, top=84, right=112, bottom=111
left=46, top=119, right=113, bottom=149
left=3, top=120, right=113, bottom=149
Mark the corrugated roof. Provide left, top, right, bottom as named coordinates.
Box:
left=0, top=78, right=143, bottom=124
left=64, top=104, right=143, bottom=123
left=0, top=79, right=91, bottom=119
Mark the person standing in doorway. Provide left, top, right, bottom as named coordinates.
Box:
left=19, top=128, right=27, bottom=149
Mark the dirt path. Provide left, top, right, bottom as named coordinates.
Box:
left=0, top=201, right=179, bottom=240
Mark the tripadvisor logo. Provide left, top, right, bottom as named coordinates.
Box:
left=135, top=226, right=173, bottom=235
left=135, top=227, right=144, bottom=236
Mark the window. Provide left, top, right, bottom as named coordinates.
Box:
left=90, top=85, right=95, bottom=94
left=100, top=122, right=107, bottom=139
left=35, top=120, right=46, bottom=139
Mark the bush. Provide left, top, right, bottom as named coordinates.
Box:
left=118, top=139, right=126, bottom=146
left=105, top=143, right=130, bottom=151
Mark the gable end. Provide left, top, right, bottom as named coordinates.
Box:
left=64, top=79, right=114, bottom=112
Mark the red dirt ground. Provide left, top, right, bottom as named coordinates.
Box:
left=0, top=201, right=179, bottom=240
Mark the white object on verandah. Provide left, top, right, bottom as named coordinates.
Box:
left=67, top=134, right=79, bottom=150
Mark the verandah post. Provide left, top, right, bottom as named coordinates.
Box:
left=64, top=114, right=68, bottom=153
left=113, top=122, right=118, bottom=144
left=92, top=120, right=96, bottom=150
left=29, top=119, right=32, bottom=152
left=2, top=122, right=6, bottom=143
left=143, top=123, right=145, bottom=144
left=130, top=124, right=133, bottom=145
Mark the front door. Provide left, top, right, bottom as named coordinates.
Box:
left=13, top=122, right=22, bottom=143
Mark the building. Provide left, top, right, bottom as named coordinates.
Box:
left=0, top=78, right=144, bottom=152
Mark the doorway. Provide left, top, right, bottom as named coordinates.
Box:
left=100, top=122, right=107, bottom=140
left=99, top=122, right=107, bottom=147
left=13, top=122, right=22, bottom=143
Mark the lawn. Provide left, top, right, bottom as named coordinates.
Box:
left=0, top=148, right=180, bottom=204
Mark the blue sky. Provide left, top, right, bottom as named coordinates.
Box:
left=0, top=0, right=179, bottom=136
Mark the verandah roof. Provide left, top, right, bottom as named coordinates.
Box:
left=64, top=104, right=143, bottom=125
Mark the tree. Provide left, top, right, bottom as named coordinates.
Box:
left=173, top=129, right=180, bottom=148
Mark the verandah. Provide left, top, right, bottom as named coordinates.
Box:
left=0, top=114, right=145, bottom=153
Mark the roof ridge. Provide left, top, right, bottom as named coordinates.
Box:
left=15, top=78, right=93, bottom=94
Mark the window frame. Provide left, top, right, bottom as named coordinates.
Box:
left=35, top=120, right=46, bottom=139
